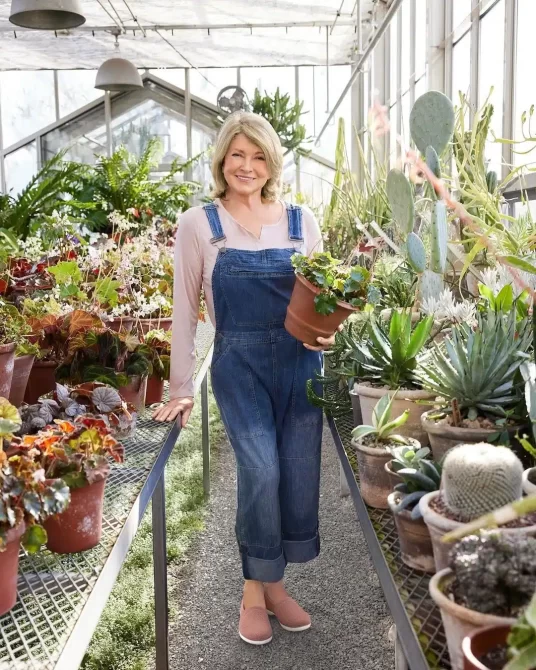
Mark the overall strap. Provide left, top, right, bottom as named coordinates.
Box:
left=203, top=203, right=226, bottom=244
left=286, top=203, right=304, bottom=242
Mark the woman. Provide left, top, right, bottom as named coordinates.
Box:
left=153, top=111, right=338, bottom=646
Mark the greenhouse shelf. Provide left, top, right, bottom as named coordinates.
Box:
left=328, top=412, right=451, bottom=670
left=0, top=324, right=215, bottom=670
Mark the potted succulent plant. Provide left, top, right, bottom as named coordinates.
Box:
left=351, top=394, right=419, bottom=509
left=420, top=443, right=536, bottom=572
left=139, top=329, right=171, bottom=405
left=385, top=443, right=432, bottom=490
left=11, top=415, right=124, bottom=554
left=430, top=533, right=536, bottom=670
left=285, top=251, right=374, bottom=346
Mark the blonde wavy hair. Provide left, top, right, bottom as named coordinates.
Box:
left=211, top=112, right=283, bottom=201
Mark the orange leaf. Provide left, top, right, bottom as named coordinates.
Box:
left=68, top=310, right=104, bottom=336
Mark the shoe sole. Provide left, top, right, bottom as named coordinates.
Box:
left=239, top=631, right=273, bottom=645
left=266, top=610, right=312, bottom=632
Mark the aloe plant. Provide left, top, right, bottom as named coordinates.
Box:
left=352, top=393, right=410, bottom=447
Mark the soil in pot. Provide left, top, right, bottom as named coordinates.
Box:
left=118, top=375, right=147, bottom=412
left=285, top=274, right=356, bottom=346
left=139, top=317, right=173, bottom=335
left=145, top=375, right=165, bottom=405
left=388, top=492, right=435, bottom=572
left=44, top=479, right=105, bottom=554
left=0, top=521, right=25, bottom=616
left=9, top=354, right=35, bottom=407
left=24, top=359, right=57, bottom=404
left=0, top=342, right=15, bottom=398
left=462, top=625, right=511, bottom=670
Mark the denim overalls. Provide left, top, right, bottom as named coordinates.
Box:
left=205, top=202, right=323, bottom=583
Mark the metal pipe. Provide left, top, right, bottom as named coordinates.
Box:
left=185, top=68, right=193, bottom=185
left=356, top=0, right=362, bottom=53
left=104, top=91, right=112, bottom=157
left=53, top=70, right=60, bottom=120
left=121, top=0, right=147, bottom=37
left=331, top=0, right=346, bottom=35
left=315, top=0, right=404, bottom=144
left=295, top=65, right=301, bottom=194
left=201, top=375, right=210, bottom=498
left=325, top=26, right=330, bottom=113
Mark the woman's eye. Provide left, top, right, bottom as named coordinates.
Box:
left=256, top=156, right=265, bottom=161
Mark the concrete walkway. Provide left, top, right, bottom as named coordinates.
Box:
left=168, top=424, right=393, bottom=670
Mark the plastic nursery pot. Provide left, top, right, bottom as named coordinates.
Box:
left=0, top=342, right=16, bottom=398
left=429, top=569, right=515, bottom=670
left=388, top=492, right=435, bottom=573
left=44, top=479, right=106, bottom=554
left=356, top=385, right=435, bottom=446
left=523, top=467, right=536, bottom=496
left=0, top=521, right=26, bottom=616
left=284, top=274, right=356, bottom=346
left=106, top=316, right=135, bottom=334
left=9, top=354, right=35, bottom=408
left=462, top=624, right=512, bottom=670
left=139, top=317, right=173, bottom=335
left=118, top=375, right=147, bottom=412
left=24, top=360, right=57, bottom=405
left=352, top=436, right=420, bottom=510
left=145, top=375, right=165, bottom=405
left=349, top=385, right=363, bottom=428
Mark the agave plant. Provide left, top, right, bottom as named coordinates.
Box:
left=352, top=394, right=411, bottom=448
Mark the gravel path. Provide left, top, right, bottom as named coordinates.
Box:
left=167, top=423, right=393, bottom=670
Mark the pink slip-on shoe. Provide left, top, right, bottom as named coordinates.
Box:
left=264, top=593, right=312, bottom=632
left=239, top=599, right=273, bottom=645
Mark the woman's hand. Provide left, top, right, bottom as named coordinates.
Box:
left=152, top=397, right=194, bottom=427
left=303, top=324, right=344, bottom=352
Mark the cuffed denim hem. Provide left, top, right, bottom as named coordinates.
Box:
left=283, top=532, right=320, bottom=564
left=240, top=548, right=287, bottom=582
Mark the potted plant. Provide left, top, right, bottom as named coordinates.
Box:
left=10, top=339, right=40, bottom=408
left=419, top=443, right=536, bottom=572
left=351, top=394, right=419, bottom=509
left=429, top=532, right=536, bottom=670
left=139, top=329, right=171, bottom=405
left=285, top=251, right=374, bottom=346
left=385, top=443, right=433, bottom=490
left=11, top=415, right=124, bottom=554
left=354, top=310, right=435, bottom=445
left=418, top=310, right=532, bottom=462
left=0, top=398, right=70, bottom=615
left=0, top=299, right=23, bottom=398
left=387, top=453, right=441, bottom=573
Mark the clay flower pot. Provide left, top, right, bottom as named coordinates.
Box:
left=139, top=317, right=173, bottom=335
left=429, top=569, right=515, bottom=670
left=388, top=492, right=435, bottom=573
left=118, top=375, right=147, bottom=412
left=0, top=342, right=16, bottom=398
left=349, top=385, right=362, bottom=428
left=24, top=360, right=57, bottom=404
left=523, top=467, right=536, bottom=496
left=9, top=354, right=35, bottom=407
left=145, top=375, right=165, bottom=405
left=384, top=460, right=402, bottom=491
left=285, top=274, right=356, bottom=346
left=0, top=521, right=25, bottom=616
left=44, top=479, right=106, bottom=554
left=356, top=385, right=435, bottom=446
left=462, top=624, right=511, bottom=670
left=107, top=316, right=135, bottom=333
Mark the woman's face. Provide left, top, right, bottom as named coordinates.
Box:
left=222, top=133, right=270, bottom=198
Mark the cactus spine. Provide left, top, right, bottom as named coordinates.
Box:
left=442, top=443, right=523, bottom=522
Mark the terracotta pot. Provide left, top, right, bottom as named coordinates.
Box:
left=44, top=479, right=106, bottom=554
left=9, top=354, right=35, bottom=407
left=0, top=342, right=15, bottom=398
left=139, top=317, right=173, bottom=335
left=284, top=274, right=356, bottom=346
left=145, top=375, right=165, bottom=405
left=24, top=360, right=57, bottom=405
left=462, top=624, right=511, bottom=670
left=118, top=375, right=147, bottom=412
left=420, top=491, right=536, bottom=573
left=429, top=569, right=515, bottom=670
left=352, top=436, right=420, bottom=509
left=523, top=467, right=536, bottom=496
left=106, top=316, right=134, bottom=333
left=0, top=521, right=25, bottom=616
left=356, top=385, right=435, bottom=446
left=388, top=492, right=435, bottom=573
left=349, top=385, right=362, bottom=428
left=384, top=460, right=402, bottom=491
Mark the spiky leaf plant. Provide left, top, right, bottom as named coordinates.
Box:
left=351, top=393, right=411, bottom=447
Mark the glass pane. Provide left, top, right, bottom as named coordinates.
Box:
left=5, top=142, right=37, bottom=197
left=190, top=68, right=236, bottom=106
left=149, top=69, right=185, bottom=90
left=401, top=92, right=411, bottom=145
left=312, top=65, right=352, bottom=161
left=240, top=67, right=295, bottom=103
left=299, top=155, right=335, bottom=209
left=453, top=0, right=472, bottom=30
left=390, top=12, right=399, bottom=105
left=452, top=32, right=471, bottom=103
left=58, top=70, right=101, bottom=118
left=415, top=0, right=427, bottom=80
left=0, top=71, right=55, bottom=148
left=42, top=104, right=107, bottom=165
left=401, top=0, right=411, bottom=91
left=390, top=103, right=398, bottom=166
left=479, top=0, right=505, bottom=173
left=415, top=75, right=426, bottom=101
left=514, top=0, right=536, bottom=166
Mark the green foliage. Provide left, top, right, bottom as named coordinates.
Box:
left=94, top=277, right=121, bottom=308
left=372, top=259, right=417, bottom=310
left=352, top=393, right=411, bottom=447
left=0, top=397, right=22, bottom=440
left=506, top=592, right=536, bottom=670
left=410, top=90, right=455, bottom=156
left=306, top=372, right=352, bottom=419
left=386, top=169, right=414, bottom=235
left=389, top=447, right=441, bottom=519
left=138, top=330, right=172, bottom=381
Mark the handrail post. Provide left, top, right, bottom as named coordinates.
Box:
left=201, top=373, right=210, bottom=498
left=152, top=473, right=169, bottom=670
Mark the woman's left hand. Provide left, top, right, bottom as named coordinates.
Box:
left=303, top=324, right=344, bottom=352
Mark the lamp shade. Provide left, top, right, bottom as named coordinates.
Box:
left=9, top=0, right=86, bottom=29
left=95, top=58, right=144, bottom=92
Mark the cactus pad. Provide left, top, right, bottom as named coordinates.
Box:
left=430, top=200, right=448, bottom=273
left=443, top=443, right=523, bottom=522
left=425, top=145, right=441, bottom=179
left=410, top=91, right=455, bottom=156
left=419, top=270, right=444, bottom=302
left=386, top=169, right=414, bottom=235
left=406, top=232, right=426, bottom=273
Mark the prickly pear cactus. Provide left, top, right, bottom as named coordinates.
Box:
left=425, top=146, right=441, bottom=179
left=410, top=91, right=455, bottom=156
left=442, top=443, right=523, bottom=522
left=406, top=232, right=426, bottom=274
left=386, top=169, right=414, bottom=235
left=419, top=270, right=444, bottom=303
left=430, top=200, right=448, bottom=273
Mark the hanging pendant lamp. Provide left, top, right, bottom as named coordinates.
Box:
left=9, top=0, right=86, bottom=30
left=95, top=58, right=143, bottom=92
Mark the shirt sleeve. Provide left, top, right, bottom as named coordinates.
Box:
left=169, top=209, right=203, bottom=399
left=302, top=206, right=324, bottom=255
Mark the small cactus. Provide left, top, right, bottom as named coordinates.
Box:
left=410, top=91, right=455, bottom=156
left=442, top=443, right=523, bottom=522
left=406, top=232, right=426, bottom=273
left=430, top=200, right=448, bottom=273
left=486, top=170, right=498, bottom=193
left=386, top=169, right=414, bottom=235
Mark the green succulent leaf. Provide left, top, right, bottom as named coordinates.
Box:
left=22, top=524, right=47, bottom=554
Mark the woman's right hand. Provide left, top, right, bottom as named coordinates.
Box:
left=152, top=397, right=194, bottom=427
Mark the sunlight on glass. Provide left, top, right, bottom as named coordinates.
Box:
left=415, top=1, right=427, bottom=80
left=5, top=142, right=37, bottom=197
left=401, top=0, right=411, bottom=91
left=514, top=0, right=536, bottom=166
left=453, top=0, right=472, bottom=31
left=452, top=32, right=471, bottom=104
left=390, top=11, right=399, bottom=105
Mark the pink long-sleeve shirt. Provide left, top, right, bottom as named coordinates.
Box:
left=169, top=199, right=323, bottom=398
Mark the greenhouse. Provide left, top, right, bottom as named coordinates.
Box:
left=0, top=1, right=536, bottom=669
